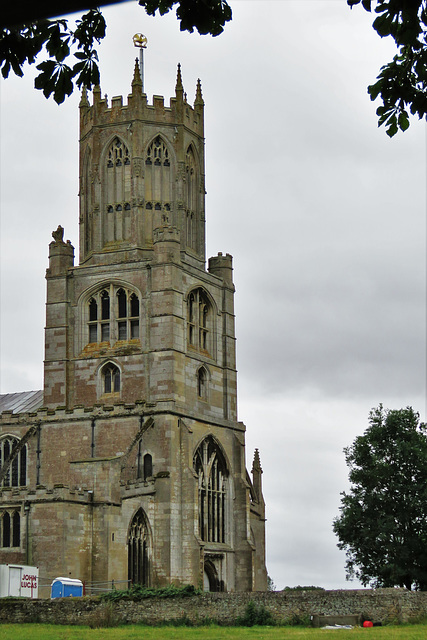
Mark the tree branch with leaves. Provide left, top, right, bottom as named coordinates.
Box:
left=1, top=0, right=425, bottom=135
left=0, top=9, right=106, bottom=104
left=0, top=0, right=231, bottom=105
left=349, top=0, right=427, bottom=136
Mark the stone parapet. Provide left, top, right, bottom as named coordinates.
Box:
left=0, top=399, right=243, bottom=432
left=80, top=80, right=204, bottom=140
left=0, top=484, right=92, bottom=505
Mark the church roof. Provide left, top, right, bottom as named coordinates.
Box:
left=0, top=390, right=43, bottom=414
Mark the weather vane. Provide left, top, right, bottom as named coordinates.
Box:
left=133, top=34, right=148, bottom=93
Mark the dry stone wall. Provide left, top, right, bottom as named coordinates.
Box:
left=1, top=589, right=427, bottom=626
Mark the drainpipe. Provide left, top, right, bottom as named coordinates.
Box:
left=91, top=419, right=96, bottom=458
left=36, top=425, right=41, bottom=485
left=88, top=490, right=94, bottom=588
left=24, top=501, right=30, bottom=564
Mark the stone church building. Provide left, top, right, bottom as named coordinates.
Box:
left=0, top=59, right=267, bottom=594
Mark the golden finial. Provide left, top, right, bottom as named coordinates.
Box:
left=133, top=34, right=148, bottom=93
left=133, top=33, right=148, bottom=49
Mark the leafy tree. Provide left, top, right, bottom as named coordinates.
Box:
left=0, top=0, right=232, bottom=104
left=267, top=574, right=277, bottom=591
left=333, top=405, right=427, bottom=590
left=348, top=0, right=427, bottom=136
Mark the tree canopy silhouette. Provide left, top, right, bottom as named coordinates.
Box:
left=334, top=405, right=427, bottom=590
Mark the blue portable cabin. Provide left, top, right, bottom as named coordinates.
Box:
left=51, top=577, right=83, bottom=598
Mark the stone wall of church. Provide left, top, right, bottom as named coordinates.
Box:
left=0, top=402, right=263, bottom=592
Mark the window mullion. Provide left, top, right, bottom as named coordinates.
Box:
left=110, top=284, right=115, bottom=341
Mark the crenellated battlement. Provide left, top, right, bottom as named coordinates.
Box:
left=79, top=60, right=204, bottom=140
left=0, top=399, right=149, bottom=427
left=0, top=483, right=94, bottom=505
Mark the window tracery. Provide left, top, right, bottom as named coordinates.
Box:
left=0, top=436, right=27, bottom=488
left=101, top=362, right=120, bottom=395
left=144, top=136, right=171, bottom=213
left=107, top=137, right=130, bottom=168
left=104, top=137, right=132, bottom=243
left=87, top=285, right=140, bottom=345
left=185, top=146, right=198, bottom=251
left=0, top=510, right=20, bottom=548
left=187, top=288, right=212, bottom=355
left=193, top=437, right=228, bottom=543
left=82, top=147, right=93, bottom=255
left=128, top=508, right=150, bottom=586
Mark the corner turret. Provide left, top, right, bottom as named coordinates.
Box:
left=208, top=252, right=234, bottom=287
left=47, top=225, right=74, bottom=276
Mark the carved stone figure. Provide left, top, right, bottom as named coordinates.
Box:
left=52, top=225, right=64, bottom=243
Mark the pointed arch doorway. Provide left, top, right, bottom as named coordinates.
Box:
left=127, top=508, right=151, bottom=586
left=203, top=560, right=220, bottom=592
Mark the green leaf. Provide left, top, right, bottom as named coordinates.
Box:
left=1, top=60, right=11, bottom=78
left=373, top=13, right=393, bottom=37
left=398, top=111, right=410, bottom=131
left=368, top=79, right=383, bottom=101
left=35, top=59, right=74, bottom=103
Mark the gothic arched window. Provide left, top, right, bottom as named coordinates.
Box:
left=136, top=446, right=153, bottom=481
left=101, top=290, right=110, bottom=341
left=87, top=285, right=140, bottom=345
left=101, top=362, right=120, bottom=395
left=187, top=288, right=212, bottom=355
left=12, top=511, right=20, bottom=547
left=144, top=136, right=171, bottom=213
left=0, top=436, right=27, bottom=488
left=197, top=367, right=208, bottom=400
left=82, top=146, right=93, bottom=256
left=0, top=510, right=20, bottom=548
left=143, top=453, right=153, bottom=481
left=104, top=137, right=131, bottom=243
left=193, top=437, right=228, bottom=543
left=185, top=146, right=198, bottom=251
left=128, top=508, right=150, bottom=586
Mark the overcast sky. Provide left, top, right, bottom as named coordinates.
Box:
left=1, top=1, right=426, bottom=590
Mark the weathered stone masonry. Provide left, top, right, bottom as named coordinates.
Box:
left=1, top=589, right=426, bottom=626
left=0, top=60, right=267, bottom=594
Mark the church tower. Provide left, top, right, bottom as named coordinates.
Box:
left=0, top=59, right=267, bottom=593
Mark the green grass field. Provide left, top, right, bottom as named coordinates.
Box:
left=1, top=625, right=427, bottom=640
